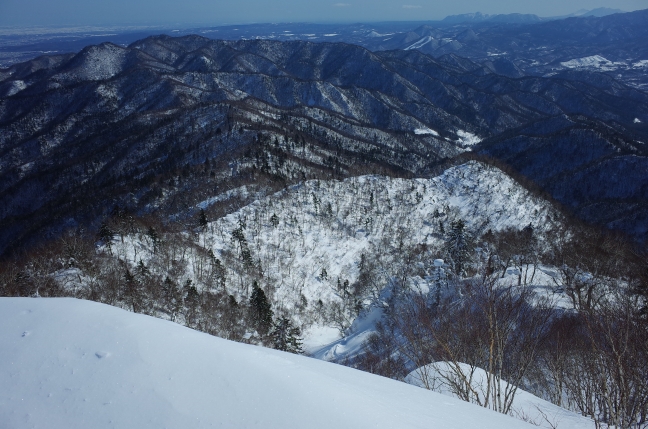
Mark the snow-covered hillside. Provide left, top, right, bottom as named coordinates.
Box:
left=104, top=161, right=560, bottom=347
left=0, top=297, right=538, bottom=429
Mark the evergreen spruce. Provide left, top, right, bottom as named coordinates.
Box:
left=123, top=269, right=141, bottom=313
left=184, top=279, right=199, bottom=305
left=446, top=219, right=470, bottom=276
left=184, top=279, right=200, bottom=327
left=241, top=248, right=254, bottom=268
left=249, top=281, right=273, bottom=335
left=147, top=226, right=159, bottom=253
left=432, top=259, right=447, bottom=305
left=212, top=257, right=227, bottom=290
left=270, top=213, right=279, bottom=228
left=198, top=209, right=208, bottom=229
left=270, top=317, right=303, bottom=354
left=98, top=222, right=114, bottom=251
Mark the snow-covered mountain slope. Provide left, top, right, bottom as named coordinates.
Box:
left=405, top=362, right=595, bottom=429
left=105, top=161, right=560, bottom=346
left=559, top=55, right=628, bottom=72
left=0, top=297, right=538, bottom=429
left=203, top=160, right=558, bottom=291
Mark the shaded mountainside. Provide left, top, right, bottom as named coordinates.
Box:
left=480, top=118, right=648, bottom=237
left=1, top=35, right=648, bottom=255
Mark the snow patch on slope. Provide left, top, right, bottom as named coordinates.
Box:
left=367, top=31, right=394, bottom=37
left=312, top=263, right=575, bottom=364
left=560, top=55, right=625, bottom=71
left=3, top=79, right=27, bottom=96
left=455, top=130, right=482, bottom=148
left=195, top=162, right=556, bottom=320
left=414, top=126, right=439, bottom=136
left=311, top=303, right=386, bottom=361
left=406, top=36, right=433, bottom=50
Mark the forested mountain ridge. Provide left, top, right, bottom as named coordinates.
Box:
left=1, top=35, right=647, bottom=256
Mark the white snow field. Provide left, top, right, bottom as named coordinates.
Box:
left=413, top=126, right=439, bottom=135
left=0, top=297, right=537, bottom=429
left=559, top=55, right=624, bottom=71
left=454, top=130, right=482, bottom=148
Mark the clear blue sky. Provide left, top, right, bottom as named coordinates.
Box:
left=1, top=0, right=646, bottom=27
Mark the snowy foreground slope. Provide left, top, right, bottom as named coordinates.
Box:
left=406, top=363, right=595, bottom=429
left=0, top=298, right=538, bottom=429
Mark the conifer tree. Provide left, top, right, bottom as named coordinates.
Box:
left=123, top=269, right=142, bottom=313
left=184, top=279, right=200, bottom=327
left=147, top=226, right=159, bottom=253
left=270, top=317, right=303, bottom=354
left=446, top=219, right=470, bottom=276
left=211, top=257, right=227, bottom=290
left=432, top=259, right=447, bottom=305
left=249, top=281, right=273, bottom=335
left=98, top=222, right=114, bottom=252
left=270, top=213, right=279, bottom=228
left=198, top=209, right=208, bottom=229
left=184, top=279, right=199, bottom=305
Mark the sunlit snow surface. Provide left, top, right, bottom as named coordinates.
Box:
left=406, top=36, right=433, bottom=50
left=0, top=298, right=537, bottom=429
left=559, top=55, right=625, bottom=71
left=455, top=130, right=482, bottom=148
left=414, top=126, right=439, bottom=136
left=3, top=79, right=27, bottom=96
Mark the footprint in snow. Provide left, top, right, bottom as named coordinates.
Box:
left=95, top=351, right=109, bottom=359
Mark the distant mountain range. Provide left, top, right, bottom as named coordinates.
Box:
left=570, top=7, right=626, bottom=17
left=2, top=9, right=646, bottom=89
left=440, top=7, right=625, bottom=24
left=440, top=12, right=543, bottom=24
left=1, top=28, right=647, bottom=254
left=355, top=9, right=648, bottom=91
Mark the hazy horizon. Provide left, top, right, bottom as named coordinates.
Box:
left=0, top=0, right=645, bottom=28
